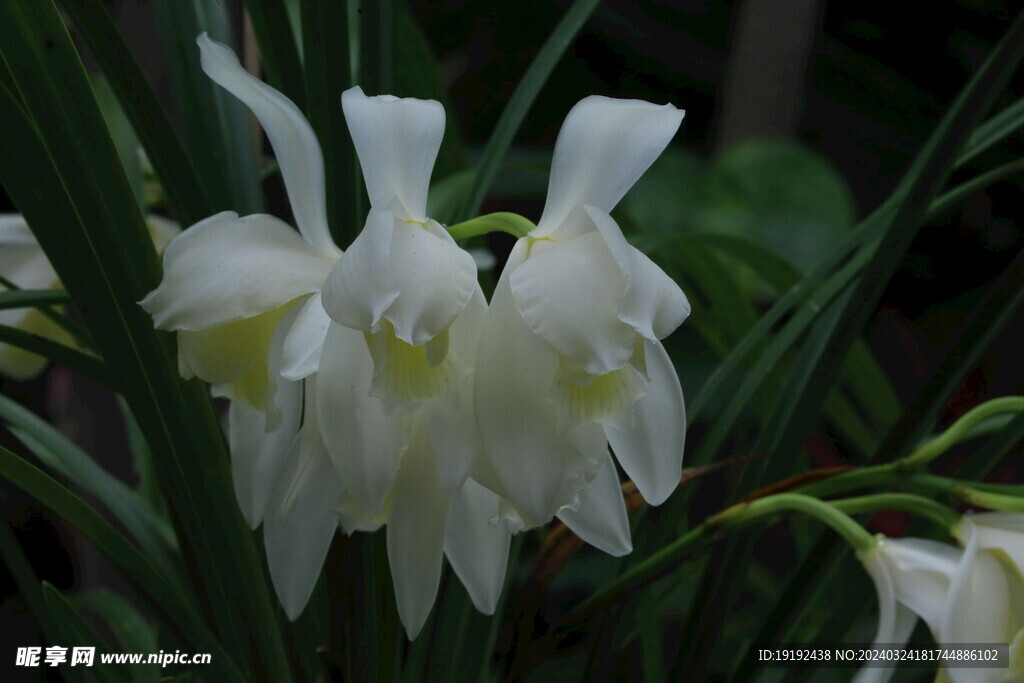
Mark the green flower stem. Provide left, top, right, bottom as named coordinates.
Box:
left=568, top=493, right=872, bottom=621
left=904, top=396, right=1024, bottom=466
left=956, top=487, right=1024, bottom=512
left=830, top=493, right=961, bottom=530
left=445, top=212, right=536, bottom=241
left=711, top=493, right=876, bottom=552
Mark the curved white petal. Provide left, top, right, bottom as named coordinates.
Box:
left=426, top=288, right=487, bottom=491
left=0, top=232, right=61, bottom=379
left=341, top=86, right=445, bottom=221
left=279, top=292, right=331, bottom=380
left=264, top=386, right=341, bottom=620
left=942, top=522, right=1012, bottom=663
left=511, top=231, right=635, bottom=375
left=557, top=449, right=632, bottom=557
left=604, top=340, right=685, bottom=506
left=536, top=96, right=684, bottom=236
left=444, top=479, right=511, bottom=614
left=387, top=423, right=452, bottom=639
left=316, top=322, right=406, bottom=514
left=880, top=538, right=961, bottom=636
left=320, top=209, right=398, bottom=332
left=585, top=207, right=691, bottom=341
left=141, top=212, right=332, bottom=331
left=228, top=303, right=304, bottom=526
left=855, top=548, right=919, bottom=683
left=197, top=34, right=336, bottom=254
left=145, top=214, right=182, bottom=254
left=474, top=243, right=583, bottom=526
left=964, top=512, right=1024, bottom=580
left=0, top=214, right=37, bottom=245
left=228, top=383, right=301, bottom=528
left=382, top=219, right=477, bottom=346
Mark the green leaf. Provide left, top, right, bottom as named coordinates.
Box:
left=701, top=140, right=856, bottom=274
left=0, top=525, right=90, bottom=683
left=961, top=95, right=1024, bottom=164
left=0, top=323, right=113, bottom=388
left=0, top=4, right=290, bottom=677
left=301, top=0, right=356, bottom=247
left=42, top=583, right=129, bottom=683
left=758, top=10, right=1024, bottom=476
left=75, top=588, right=160, bottom=682
left=90, top=74, right=144, bottom=209
left=455, top=0, right=603, bottom=222
left=0, top=392, right=179, bottom=578
left=240, top=0, right=307, bottom=109
left=154, top=0, right=263, bottom=216
left=55, top=0, right=215, bottom=225
left=394, top=3, right=467, bottom=180
left=0, top=446, right=244, bottom=681
left=0, top=288, right=70, bottom=310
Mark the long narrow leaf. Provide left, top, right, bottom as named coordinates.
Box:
left=455, top=0, right=603, bottom=221
left=0, top=446, right=244, bottom=681
left=0, top=393, right=178, bottom=576
left=241, top=0, right=307, bottom=109
left=56, top=0, right=215, bottom=225
left=0, top=323, right=112, bottom=388
left=0, top=4, right=290, bottom=677
left=301, top=0, right=355, bottom=246
left=759, top=10, right=1024, bottom=475
left=42, top=583, right=128, bottom=683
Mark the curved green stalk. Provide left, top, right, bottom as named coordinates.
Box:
left=831, top=493, right=961, bottom=531
left=446, top=212, right=536, bottom=240
left=904, top=396, right=1024, bottom=465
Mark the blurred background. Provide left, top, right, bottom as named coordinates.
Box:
left=1, top=0, right=1022, bottom=680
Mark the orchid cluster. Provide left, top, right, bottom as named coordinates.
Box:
left=135, top=35, right=690, bottom=638
left=857, top=513, right=1024, bottom=683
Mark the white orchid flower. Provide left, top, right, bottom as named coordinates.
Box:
left=141, top=35, right=340, bottom=415
left=306, top=87, right=511, bottom=637
left=320, top=87, right=479, bottom=413
left=857, top=529, right=1024, bottom=683
left=139, top=35, right=345, bottom=618
left=473, top=96, right=690, bottom=538
left=0, top=213, right=178, bottom=380
left=318, top=305, right=511, bottom=639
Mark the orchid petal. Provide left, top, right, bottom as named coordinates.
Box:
left=320, top=209, right=398, bottom=333
left=264, top=381, right=341, bottom=620
left=0, top=214, right=38, bottom=245
left=228, top=303, right=305, bottom=526
left=475, top=243, right=584, bottom=526
left=341, top=86, right=444, bottom=221
left=856, top=549, right=918, bottom=683
left=176, top=303, right=292, bottom=412
left=316, top=322, right=406, bottom=514
left=943, top=522, right=1012, bottom=660
left=511, top=231, right=635, bottom=375
left=604, top=340, right=685, bottom=506
left=141, top=212, right=332, bottom=331
left=964, top=512, right=1024, bottom=580
left=426, top=288, right=487, bottom=491
left=0, top=308, right=74, bottom=380
left=557, top=449, right=632, bottom=556
left=444, top=479, right=511, bottom=614
left=585, top=207, right=691, bottom=341
left=880, top=538, right=961, bottom=637
left=197, top=35, right=336, bottom=254
left=387, top=423, right=451, bottom=639
left=279, top=292, right=331, bottom=380
left=536, top=96, right=684, bottom=236
left=382, top=219, right=477, bottom=346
